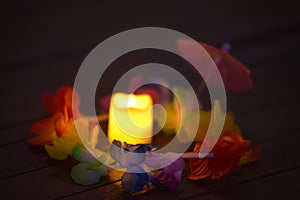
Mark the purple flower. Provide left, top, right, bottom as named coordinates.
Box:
left=154, top=155, right=185, bottom=189
left=110, top=140, right=160, bottom=193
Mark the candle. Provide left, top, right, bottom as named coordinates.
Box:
left=108, top=92, right=153, bottom=145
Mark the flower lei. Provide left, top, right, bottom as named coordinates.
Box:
left=27, top=42, right=260, bottom=194
left=27, top=85, right=259, bottom=193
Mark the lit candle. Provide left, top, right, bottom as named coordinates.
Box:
left=108, top=92, right=153, bottom=144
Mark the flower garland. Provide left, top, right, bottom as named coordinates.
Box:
left=27, top=85, right=259, bottom=193
left=27, top=42, right=260, bottom=194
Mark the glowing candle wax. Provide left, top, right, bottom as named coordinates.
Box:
left=108, top=92, right=153, bottom=144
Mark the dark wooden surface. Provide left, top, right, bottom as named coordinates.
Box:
left=0, top=1, right=299, bottom=199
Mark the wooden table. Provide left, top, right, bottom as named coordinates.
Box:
left=0, top=1, right=299, bottom=199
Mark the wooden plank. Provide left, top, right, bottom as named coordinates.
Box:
left=56, top=130, right=300, bottom=199
left=0, top=71, right=299, bottom=146
left=0, top=141, right=52, bottom=179
left=0, top=158, right=123, bottom=200
left=190, top=168, right=300, bottom=200
left=0, top=59, right=298, bottom=196
left=0, top=1, right=298, bottom=199
left=0, top=57, right=82, bottom=129
left=0, top=52, right=298, bottom=130
left=0, top=2, right=298, bottom=128
left=0, top=10, right=298, bottom=128
left=230, top=31, right=300, bottom=65
left=236, top=99, right=300, bottom=143
left=0, top=118, right=107, bottom=179
left=0, top=125, right=28, bottom=147
left=0, top=70, right=299, bottom=179
left=0, top=99, right=298, bottom=198
left=227, top=63, right=299, bottom=115
left=0, top=71, right=296, bottom=197
left=1, top=1, right=298, bottom=68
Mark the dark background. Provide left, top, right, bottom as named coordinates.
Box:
left=0, top=1, right=299, bottom=199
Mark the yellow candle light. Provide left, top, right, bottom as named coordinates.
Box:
left=108, top=92, right=153, bottom=145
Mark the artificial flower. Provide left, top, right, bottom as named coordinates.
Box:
left=181, top=100, right=241, bottom=142
left=71, top=143, right=112, bottom=185
left=121, top=172, right=162, bottom=194
left=156, top=86, right=201, bottom=135
left=110, top=141, right=161, bottom=193
left=187, top=131, right=260, bottom=180
left=72, top=143, right=114, bottom=164
left=45, top=119, right=99, bottom=160
left=121, top=172, right=150, bottom=193
left=154, top=156, right=185, bottom=189
left=155, top=97, right=180, bottom=134
left=27, top=113, right=58, bottom=146
left=71, top=163, right=108, bottom=186
left=160, top=99, right=240, bottom=142
left=27, top=86, right=81, bottom=145
left=177, top=39, right=253, bottom=92
left=110, top=140, right=152, bottom=169
left=239, top=147, right=261, bottom=166
left=143, top=152, right=185, bottom=189
left=42, top=86, right=81, bottom=119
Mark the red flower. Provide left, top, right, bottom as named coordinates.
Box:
left=187, top=131, right=260, bottom=180
left=42, top=86, right=80, bottom=120
left=27, top=86, right=81, bottom=145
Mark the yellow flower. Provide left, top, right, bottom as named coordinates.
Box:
left=45, top=119, right=100, bottom=160
left=182, top=109, right=240, bottom=142
left=160, top=98, right=240, bottom=143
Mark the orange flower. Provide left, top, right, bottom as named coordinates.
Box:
left=42, top=86, right=81, bottom=120
left=187, top=131, right=260, bottom=180
left=27, top=86, right=81, bottom=145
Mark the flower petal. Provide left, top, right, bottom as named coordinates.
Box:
left=240, top=147, right=261, bottom=165
left=187, top=131, right=256, bottom=180
left=154, top=156, right=185, bottom=189
left=45, top=145, right=68, bottom=160
left=71, top=163, right=107, bottom=185
left=72, top=143, right=96, bottom=162
left=42, top=86, right=81, bottom=118
left=27, top=118, right=57, bottom=146
left=122, top=172, right=149, bottom=193
left=52, top=138, right=75, bottom=155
